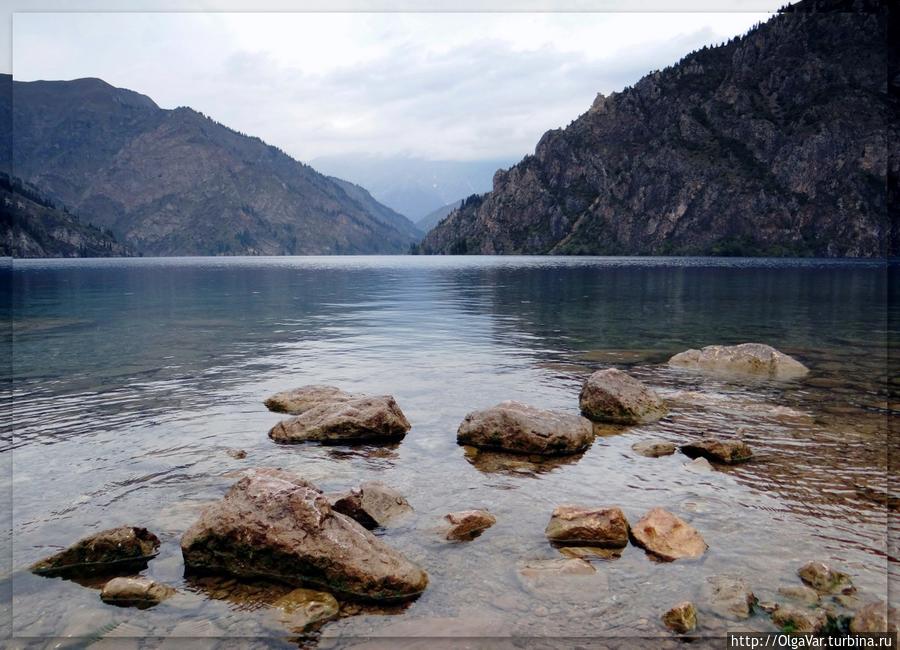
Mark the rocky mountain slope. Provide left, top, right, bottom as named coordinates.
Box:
left=422, top=0, right=892, bottom=257
left=7, top=76, right=420, bottom=256
left=416, top=199, right=463, bottom=234
left=1, top=174, right=131, bottom=258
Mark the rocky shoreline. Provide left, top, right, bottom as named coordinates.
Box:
left=26, top=343, right=896, bottom=640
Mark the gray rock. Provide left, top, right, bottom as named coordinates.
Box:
left=456, top=401, right=593, bottom=455
left=30, top=526, right=160, bottom=577
left=579, top=369, right=667, bottom=424
left=100, top=576, right=176, bottom=608
left=777, top=585, right=820, bottom=605
left=632, top=440, right=677, bottom=457
left=669, top=344, right=809, bottom=380
left=331, top=481, right=413, bottom=529
left=269, top=395, right=411, bottom=443
left=704, top=575, right=755, bottom=620
left=180, top=468, right=428, bottom=601
left=264, top=385, right=352, bottom=415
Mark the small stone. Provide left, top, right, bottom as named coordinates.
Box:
left=798, top=561, right=854, bottom=594
left=330, top=481, right=413, bottom=529
left=632, top=441, right=676, bottom=457
left=100, top=576, right=176, bottom=608
left=662, top=601, right=697, bottom=634
left=631, top=509, right=707, bottom=561
left=579, top=368, right=667, bottom=424
left=30, top=526, right=160, bottom=577
left=272, top=588, right=339, bottom=632
left=777, top=585, right=820, bottom=605
left=772, top=605, right=828, bottom=633
left=850, top=601, right=898, bottom=635
left=442, top=510, right=496, bottom=541
left=704, top=575, right=755, bottom=620
left=757, top=601, right=779, bottom=614
left=545, top=505, right=630, bottom=548
left=226, top=449, right=247, bottom=459
left=684, top=457, right=714, bottom=473
left=681, top=438, right=753, bottom=464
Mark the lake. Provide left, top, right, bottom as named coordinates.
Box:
left=3, top=255, right=895, bottom=646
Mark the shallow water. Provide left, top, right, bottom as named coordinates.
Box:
left=2, top=256, right=895, bottom=647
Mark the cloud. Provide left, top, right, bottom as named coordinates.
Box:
left=12, top=11, right=779, bottom=161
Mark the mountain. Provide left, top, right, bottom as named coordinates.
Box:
left=309, top=154, right=517, bottom=222
left=327, top=176, right=422, bottom=241
left=7, top=76, right=420, bottom=256
left=1, top=174, right=131, bottom=258
left=421, top=0, right=892, bottom=257
left=417, top=199, right=463, bottom=234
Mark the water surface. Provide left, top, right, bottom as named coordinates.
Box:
left=4, top=256, right=895, bottom=646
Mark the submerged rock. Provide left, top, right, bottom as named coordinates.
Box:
left=579, top=368, right=667, bottom=424
left=681, top=438, right=753, bottom=464
left=272, top=588, right=340, bottom=632
left=544, top=505, right=630, bottom=548
left=662, top=601, right=697, bottom=634
left=181, top=468, right=428, bottom=601
left=264, top=385, right=352, bottom=414
left=441, top=510, right=496, bottom=541
left=456, top=401, right=593, bottom=455
left=772, top=605, right=828, bottom=633
left=684, top=457, right=714, bottom=473
left=668, top=343, right=809, bottom=380
left=849, top=601, right=898, bottom=635
left=226, top=448, right=247, bottom=460
left=331, top=481, right=413, bottom=530
left=30, top=526, right=160, bottom=577
left=517, top=558, right=596, bottom=580
left=704, top=575, right=755, bottom=620
left=632, top=440, right=676, bottom=457
left=100, top=576, right=176, bottom=608
left=268, top=395, right=411, bottom=443
left=798, top=561, right=854, bottom=594
left=630, top=508, right=707, bottom=561
left=777, top=585, right=820, bottom=605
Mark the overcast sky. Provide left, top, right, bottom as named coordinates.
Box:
left=13, top=10, right=781, bottom=162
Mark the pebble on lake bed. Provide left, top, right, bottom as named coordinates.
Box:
left=662, top=601, right=697, bottom=633
left=30, top=526, right=161, bottom=577
left=100, top=576, right=176, bottom=608
left=442, top=510, right=496, bottom=541
left=545, top=505, right=630, bottom=548
left=632, top=441, right=676, bottom=457
left=704, top=575, right=756, bottom=620
left=680, top=438, right=752, bottom=464
left=630, top=508, right=707, bottom=561
left=578, top=368, right=667, bottom=424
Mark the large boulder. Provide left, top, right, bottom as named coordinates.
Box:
left=456, top=401, right=593, bottom=456
left=268, top=395, right=411, bottom=443
left=544, top=505, right=630, bottom=548
left=330, top=481, right=413, bottom=529
left=100, top=576, right=176, bottom=608
left=668, top=343, right=809, bottom=380
left=264, top=385, right=352, bottom=414
left=797, top=561, right=854, bottom=594
left=630, top=508, right=707, bottom=561
left=181, top=468, right=428, bottom=601
left=579, top=369, right=667, bottom=424
left=441, top=510, right=497, bottom=541
left=30, top=526, right=160, bottom=577
left=680, top=438, right=753, bottom=464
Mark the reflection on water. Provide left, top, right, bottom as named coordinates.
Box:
left=3, top=255, right=895, bottom=645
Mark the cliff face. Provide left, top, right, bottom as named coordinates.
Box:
left=422, top=0, right=892, bottom=257
left=9, top=77, right=420, bottom=256
left=0, top=175, right=131, bottom=258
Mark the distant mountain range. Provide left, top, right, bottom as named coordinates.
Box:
left=309, top=154, right=516, bottom=223
left=4, top=75, right=420, bottom=256
left=416, top=199, right=463, bottom=233
left=421, top=0, right=893, bottom=257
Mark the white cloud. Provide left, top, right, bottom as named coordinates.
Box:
left=12, top=10, right=779, bottom=161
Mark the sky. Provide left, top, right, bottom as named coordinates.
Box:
left=13, top=10, right=781, bottom=162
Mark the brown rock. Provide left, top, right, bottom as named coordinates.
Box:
left=669, top=343, right=809, bottom=380
left=100, top=576, right=175, bottom=608
left=456, top=401, right=593, bottom=456
left=579, top=368, right=667, bottom=424
left=544, top=505, right=630, bottom=548
left=272, top=588, right=340, bottom=632
left=850, top=601, right=898, bottom=635
left=704, top=575, right=755, bottom=620
left=797, top=561, right=854, bottom=594
left=772, top=605, right=828, bottom=633
left=226, top=448, right=247, bottom=460
left=662, top=601, right=697, bottom=633
left=268, top=395, right=411, bottom=443
left=180, top=468, right=428, bottom=601
left=777, top=585, right=820, bottom=605
left=630, top=508, right=707, bottom=561
left=30, top=526, right=160, bottom=577
left=557, top=546, right=623, bottom=561
left=632, top=441, right=676, bottom=457
left=331, top=481, right=413, bottom=530
left=681, top=438, right=753, bottom=464
left=264, top=385, right=351, bottom=414
left=442, top=510, right=496, bottom=541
